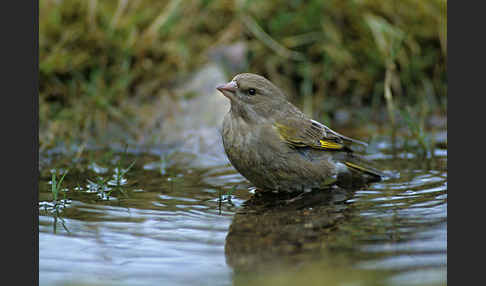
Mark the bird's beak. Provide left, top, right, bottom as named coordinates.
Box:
left=216, top=81, right=238, bottom=99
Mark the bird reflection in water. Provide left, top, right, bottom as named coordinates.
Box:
left=225, top=187, right=356, bottom=274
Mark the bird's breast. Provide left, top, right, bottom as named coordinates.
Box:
left=222, top=115, right=257, bottom=160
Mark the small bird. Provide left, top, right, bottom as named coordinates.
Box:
left=216, top=73, right=385, bottom=192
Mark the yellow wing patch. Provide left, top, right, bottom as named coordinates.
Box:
left=319, top=140, right=344, bottom=150
left=276, top=122, right=346, bottom=150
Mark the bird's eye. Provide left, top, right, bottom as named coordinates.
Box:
left=248, top=88, right=256, bottom=96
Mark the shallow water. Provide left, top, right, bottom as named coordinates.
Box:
left=38, top=137, right=447, bottom=286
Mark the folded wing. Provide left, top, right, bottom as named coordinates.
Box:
left=275, top=118, right=367, bottom=151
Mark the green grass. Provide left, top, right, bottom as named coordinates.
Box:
left=42, top=169, right=71, bottom=234
left=218, top=185, right=237, bottom=213
left=40, top=0, right=447, bottom=149
left=400, top=107, right=435, bottom=157
left=85, top=162, right=136, bottom=200
left=51, top=169, right=69, bottom=202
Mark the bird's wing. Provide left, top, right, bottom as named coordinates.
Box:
left=274, top=117, right=368, bottom=151
left=274, top=117, right=384, bottom=179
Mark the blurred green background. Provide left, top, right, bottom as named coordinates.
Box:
left=39, top=0, right=447, bottom=150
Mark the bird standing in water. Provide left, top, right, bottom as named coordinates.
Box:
left=216, top=73, right=385, bottom=192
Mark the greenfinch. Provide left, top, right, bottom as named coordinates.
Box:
left=216, top=73, right=384, bottom=192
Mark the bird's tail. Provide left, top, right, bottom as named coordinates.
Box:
left=343, top=161, right=385, bottom=180
left=339, top=151, right=389, bottom=180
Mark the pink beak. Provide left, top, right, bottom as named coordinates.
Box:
left=216, top=81, right=238, bottom=98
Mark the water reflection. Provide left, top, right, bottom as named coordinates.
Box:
left=224, top=153, right=446, bottom=285
left=38, top=144, right=446, bottom=286
left=225, top=188, right=355, bottom=272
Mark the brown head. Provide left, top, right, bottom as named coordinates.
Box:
left=216, top=73, right=289, bottom=122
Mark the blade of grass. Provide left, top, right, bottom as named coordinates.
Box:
left=57, top=170, right=69, bottom=190
left=51, top=173, right=57, bottom=201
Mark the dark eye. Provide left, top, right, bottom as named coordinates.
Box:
left=248, top=88, right=256, bottom=96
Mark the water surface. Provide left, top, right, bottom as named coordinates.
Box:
left=39, top=137, right=447, bottom=286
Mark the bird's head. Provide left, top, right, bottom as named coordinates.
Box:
left=216, top=73, right=287, bottom=122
